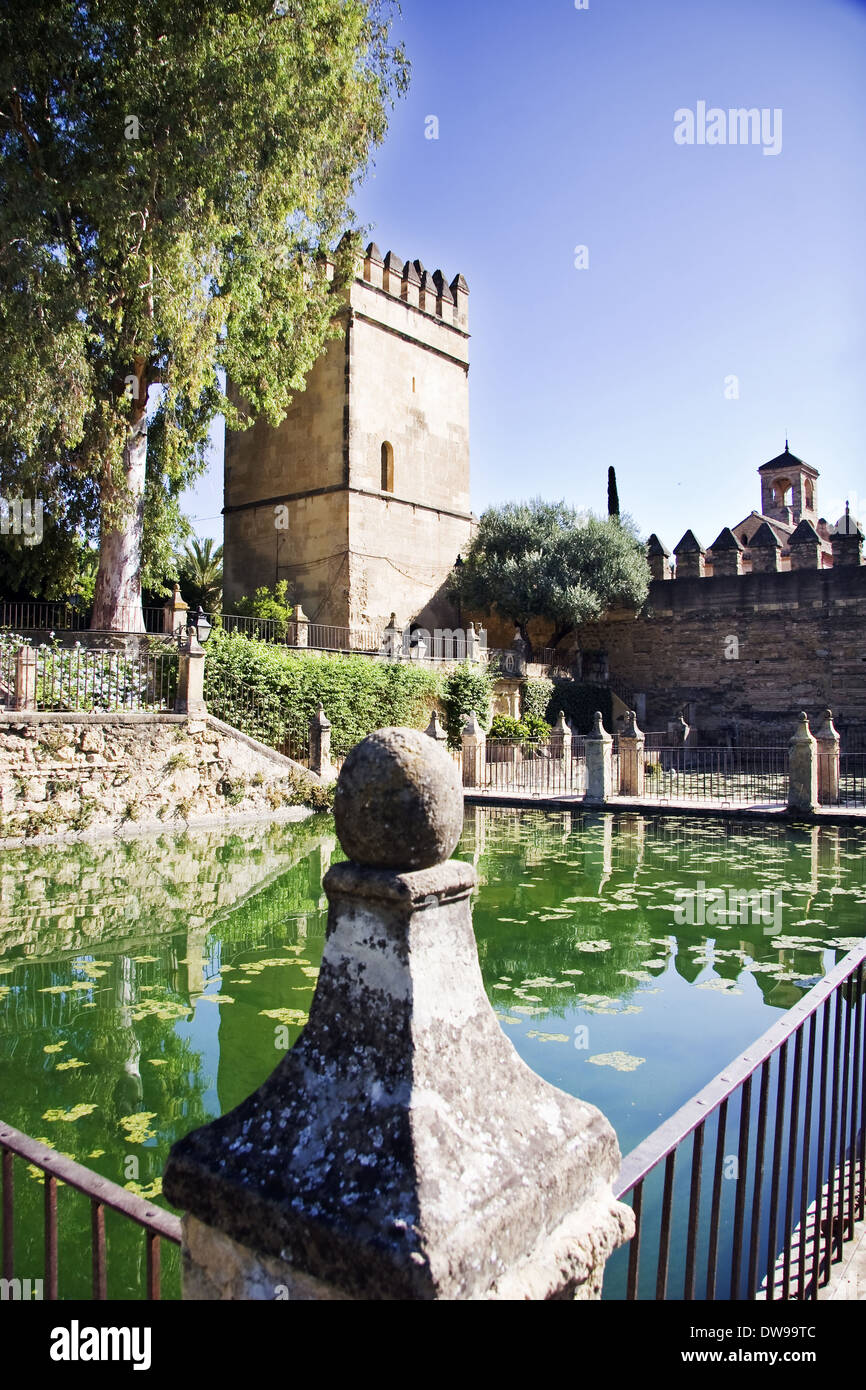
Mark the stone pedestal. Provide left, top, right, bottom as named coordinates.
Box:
left=308, top=703, right=333, bottom=779
left=294, top=603, right=309, bottom=648
left=814, top=708, right=840, bottom=806
left=788, top=712, right=818, bottom=814
left=163, top=727, right=632, bottom=1299
left=461, top=711, right=486, bottom=788
left=549, top=710, right=572, bottom=762
left=584, top=711, right=612, bottom=806
left=14, top=645, right=37, bottom=711
left=617, top=710, right=645, bottom=799
left=164, top=584, right=189, bottom=636
left=174, top=632, right=207, bottom=719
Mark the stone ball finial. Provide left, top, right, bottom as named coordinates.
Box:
left=334, top=727, right=463, bottom=870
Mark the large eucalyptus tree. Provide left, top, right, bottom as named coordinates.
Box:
left=0, top=1, right=407, bottom=628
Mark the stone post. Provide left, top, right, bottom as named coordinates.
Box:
left=814, top=708, right=840, bottom=806
left=617, top=710, right=646, bottom=799
left=788, top=712, right=818, bottom=815
left=163, top=728, right=632, bottom=1299
left=549, top=710, right=572, bottom=762
left=584, top=710, right=612, bottom=806
left=164, top=583, right=189, bottom=636
left=425, top=710, right=448, bottom=746
left=174, top=631, right=207, bottom=720
left=309, top=703, right=332, bottom=779
left=382, top=612, right=401, bottom=660
left=294, top=603, right=309, bottom=648
left=465, top=622, right=480, bottom=662
left=13, top=645, right=37, bottom=712
left=461, top=711, right=486, bottom=788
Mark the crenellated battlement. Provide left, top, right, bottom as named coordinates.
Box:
left=650, top=522, right=862, bottom=582
left=352, top=242, right=469, bottom=331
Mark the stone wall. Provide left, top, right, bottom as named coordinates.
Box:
left=580, top=565, right=866, bottom=735
left=0, top=713, right=324, bottom=844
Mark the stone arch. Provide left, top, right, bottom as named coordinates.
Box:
left=772, top=476, right=792, bottom=507
left=381, top=441, right=394, bottom=492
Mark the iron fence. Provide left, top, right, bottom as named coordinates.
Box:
left=204, top=665, right=309, bottom=759
left=611, top=940, right=866, bottom=1300
left=1, top=1120, right=181, bottom=1300
left=640, top=746, right=788, bottom=806
left=835, top=753, right=866, bottom=809
left=34, top=646, right=178, bottom=713
left=469, top=738, right=587, bottom=796
left=0, top=601, right=166, bottom=634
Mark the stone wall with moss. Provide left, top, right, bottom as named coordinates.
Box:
left=0, top=713, right=331, bottom=843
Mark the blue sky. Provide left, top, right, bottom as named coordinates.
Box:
left=184, top=0, right=866, bottom=553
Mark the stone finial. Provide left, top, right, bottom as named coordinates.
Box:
left=425, top=710, right=448, bottom=743
left=333, top=727, right=463, bottom=871
left=164, top=728, right=631, bottom=1300
left=462, top=710, right=484, bottom=738
left=620, top=709, right=642, bottom=739
left=590, top=710, right=610, bottom=740
left=311, top=702, right=331, bottom=729
left=554, top=710, right=569, bottom=732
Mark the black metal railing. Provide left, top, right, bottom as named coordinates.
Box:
left=1, top=1121, right=181, bottom=1300
left=640, top=746, right=788, bottom=806
left=468, top=738, right=587, bottom=796
left=33, top=646, right=178, bottom=713
left=837, top=753, right=866, bottom=809
left=204, top=665, right=295, bottom=757
left=0, top=601, right=166, bottom=634
left=611, top=941, right=866, bottom=1300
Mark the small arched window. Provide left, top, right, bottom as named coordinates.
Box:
left=381, top=441, right=394, bottom=492
left=805, top=482, right=814, bottom=509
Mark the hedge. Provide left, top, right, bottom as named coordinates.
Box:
left=204, top=634, right=444, bottom=758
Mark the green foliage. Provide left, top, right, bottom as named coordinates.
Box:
left=439, top=661, right=495, bottom=747
left=521, top=678, right=554, bottom=722
left=545, top=680, right=613, bottom=735
left=203, top=633, right=442, bottom=758
left=233, top=581, right=293, bottom=640
left=488, top=714, right=524, bottom=740
left=0, top=3, right=409, bottom=625
left=451, top=499, right=649, bottom=650
left=521, top=712, right=550, bottom=742
left=176, top=538, right=223, bottom=613
left=488, top=711, right=550, bottom=744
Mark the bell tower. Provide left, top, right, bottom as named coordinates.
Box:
left=758, top=443, right=819, bottom=528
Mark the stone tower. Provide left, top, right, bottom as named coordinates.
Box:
left=223, top=242, right=473, bottom=634
left=758, top=443, right=819, bottom=528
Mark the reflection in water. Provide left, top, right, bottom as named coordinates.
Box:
left=0, top=810, right=864, bottom=1299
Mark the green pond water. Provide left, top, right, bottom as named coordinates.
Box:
left=0, top=807, right=864, bottom=1300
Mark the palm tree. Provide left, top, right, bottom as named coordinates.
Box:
left=177, top=537, right=223, bottom=613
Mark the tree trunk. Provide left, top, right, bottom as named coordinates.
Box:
left=91, top=407, right=147, bottom=633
